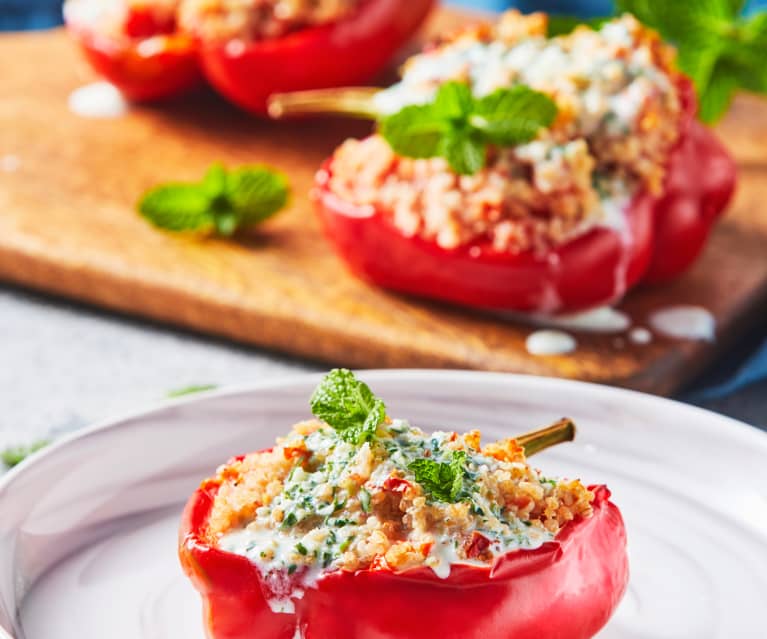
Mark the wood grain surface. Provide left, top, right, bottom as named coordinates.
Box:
left=1, top=10, right=766, bottom=395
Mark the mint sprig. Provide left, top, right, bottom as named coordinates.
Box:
left=408, top=450, right=467, bottom=502
left=380, top=81, right=558, bottom=175
left=549, top=1, right=767, bottom=123
left=139, top=163, right=289, bottom=236
left=310, top=369, right=386, bottom=445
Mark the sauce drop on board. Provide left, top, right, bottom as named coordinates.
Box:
left=648, top=306, right=716, bottom=342
left=525, top=330, right=577, bottom=356
left=68, top=82, right=130, bottom=119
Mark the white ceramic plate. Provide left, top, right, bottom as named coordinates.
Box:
left=1, top=371, right=766, bottom=639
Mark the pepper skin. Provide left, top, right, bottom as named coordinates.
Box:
left=65, top=6, right=202, bottom=101
left=313, top=78, right=736, bottom=313
left=314, top=163, right=655, bottom=313
left=180, top=475, right=628, bottom=639
left=196, top=0, right=435, bottom=115
left=642, top=82, right=737, bottom=282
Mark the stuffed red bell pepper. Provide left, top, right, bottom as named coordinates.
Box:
left=64, top=0, right=434, bottom=110
left=180, top=369, right=629, bottom=639
left=271, top=10, right=736, bottom=313
left=63, top=0, right=202, bottom=101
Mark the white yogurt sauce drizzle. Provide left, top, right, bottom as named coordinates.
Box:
left=525, top=330, right=577, bottom=355
left=534, top=306, right=631, bottom=333
left=648, top=306, right=716, bottom=341
left=68, top=82, right=130, bottom=119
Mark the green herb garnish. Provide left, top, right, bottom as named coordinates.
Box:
left=139, top=163, right=289, bottom=236
left=359, top=488, right=372, bottom=512
left=549, top=0, right=767, bottom=123
left=546, top=14, right=611, bottom=36
left=295, top=542, right=308, bottom=556
left=380, top=81, right=558, bottom=175
left=408, top=450, right=468, bottom=503
left=1, top=439, right=50, bottom=468
left=166, top=384, right=218, bottom=398
left=309, top=369, right=386, bottom=445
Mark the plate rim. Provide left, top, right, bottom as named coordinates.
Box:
left=3, top=368, right=766, bottom=490
left=2, top=369, right=766, bottom=639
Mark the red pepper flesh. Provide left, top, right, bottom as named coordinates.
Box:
left=315, top=163, right=655, bottom=313
left=642, top=124, right=737, bottom=283
left=65, top=11, right=203, bottom=102
left=197, top=0, right=435, bottom=115
left=180, top=470, right=629, bottom=639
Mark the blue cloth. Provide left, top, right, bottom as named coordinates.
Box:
left=0, top=1, right=63, bottom=30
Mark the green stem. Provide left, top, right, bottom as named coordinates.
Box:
left=267, top=87, right=382, bottom=120
left=517, top=418, right=576, bottom=457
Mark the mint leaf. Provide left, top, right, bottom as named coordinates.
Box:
left=202, top=163, right=227, bottom=198
left=310, top=369, right=386, bottom=444
left=380, top=104, right=447, bottom=159
left=440, top=131, right=486, bottom=175
left=699, top=62, right=740, bottom=123
left=379, top=81, right=558, bottom=175
left=227, top=166, right=290, bottom=225
left=139, top=184, right=214, bottom=232
left=432, top=81, right=474, bottom=120
left=2, top=440, right=50, bottom=468
left=472, top=86, right=558, bottom=146
left=138, top=164, right=289, bottom=236
left=408, top=451, right=467, bottom=502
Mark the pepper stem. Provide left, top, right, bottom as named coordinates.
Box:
left=517, top=418, right=576, bottom=457
left=267, top=87, right=382, bottom=120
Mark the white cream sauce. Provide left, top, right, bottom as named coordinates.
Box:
left=648, top=306, right=716, bottom=342
left=534, top=306, right=631, bottom=333
left=68, top=82, right=130, bottom=119
left=525, top=329, right=577, bottom=355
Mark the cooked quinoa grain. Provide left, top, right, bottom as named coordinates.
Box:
left=178, top=0, right=363, bottom=42
left=209, top=418, right=594, bottom=584
left=328, top=11, right=684, bottom=253
left=65, top=0, right=361, bottom=43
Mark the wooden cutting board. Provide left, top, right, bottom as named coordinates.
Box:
left=2, top=9, right=767, bottom=395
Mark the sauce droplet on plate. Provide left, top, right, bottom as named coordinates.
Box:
left=648, top=306, right=716, bottom=342
left=526, top=330, right=577, bottom=356
left=68, top=82, right=130, bottom=119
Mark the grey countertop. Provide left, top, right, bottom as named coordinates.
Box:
left=1, top=284, right=764, bottom=457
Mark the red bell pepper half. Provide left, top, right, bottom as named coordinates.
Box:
left=65, top=0, right=433, bottom=109
left=313, top=77, right=737, bottom=313
left=642, top=80, right=737, bottom=283
left=64, top=5, right=203, bottom=102
left=198, top=0, right=435, bottom=115
left=180, top=472, right=628, bottom=639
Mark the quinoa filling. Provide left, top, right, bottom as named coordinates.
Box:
left=327, top=11, right=684, bottom=253
left=208, top=419, right=594, bottom=585
left=65, top=0, right=362, bottom=42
